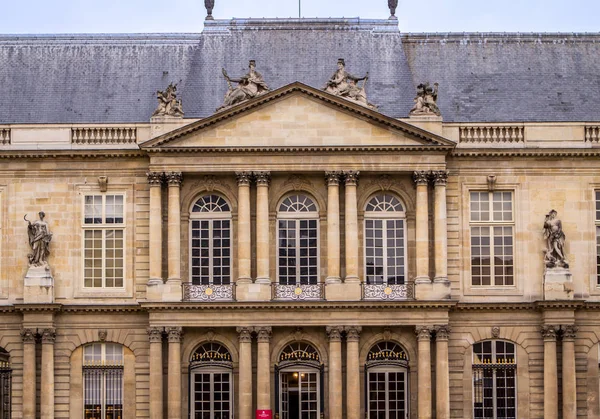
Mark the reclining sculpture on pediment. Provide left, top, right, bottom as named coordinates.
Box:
left=409, top=82, right=441, bottom=116
left=323, top=58, right=378, bottom=110
left=217, top=60, right=270, bottom=111
left=152, top=82, right=184, bottom=118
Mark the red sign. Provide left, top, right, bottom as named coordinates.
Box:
left=256, top=410, right=272, bottom=419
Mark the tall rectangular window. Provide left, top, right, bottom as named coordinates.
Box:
left=596, top=191, right=600, bottom=285
left=83, top=195, right=124, bottom=288
left=470, top=191, right=514, bottom=286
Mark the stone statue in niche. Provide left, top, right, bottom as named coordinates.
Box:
left=217, top=60, right=270, bottom=111
left=543, top=209, right=569, bottom=268
left=24, top=212, right=53, bottom=267
left=152, top=82, right=184, bottom=117
left=409, top=82, right=441, bottom=116
left=323, top=58, right=378, bottom=110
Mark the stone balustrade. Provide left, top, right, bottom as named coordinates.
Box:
left=459, top=125, right=524, bottom=143
left=585, top=125, right=600, bottom=142
left=0, top=128, right=10, bottom=145
left=71, top=127, right=137, bottom=144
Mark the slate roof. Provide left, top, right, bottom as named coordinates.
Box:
left=1, top=18, right=599, bottom=124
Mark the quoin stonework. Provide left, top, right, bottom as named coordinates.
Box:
left=0, top=3, right=599, bottom=419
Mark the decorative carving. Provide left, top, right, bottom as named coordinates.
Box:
left=326, top=326, right=342, bottom=342
left=205, top=0, right=215, bottom=20
left=98, top=329, right=107, bottom=342
left=165, top=172, right=183, bottom=187
left=24, top=212, right=53, bottom=267
left=237, top=327, right=253, bottom=343
left=273, top=284, right=324, bottom=301
left=167, top=327, right=183, bottom=343
left=284, top=174, right=311, bottom=191
left=543, top=209, right=569, bottom=269
left=415, top=326, right=432, bottom=341
left=202, top=175, right=220, bottom=191
left=388, top=0, right=398, bottom=19
left=147, top=172, right=164, bottom=186
left=435, top=325, right=451, bottom=340
left=363, top=284, right=414, bottom=300
left=382, top=327, right=392, bottom=342
left=376, top=174, right=394, bottom=191
left=430, top=170, right=449, bottom=186
left=97, top=176, right=108, bottom=192
left=343, top=170, right=360, bottom=186
left=21, top=328, right=36, bottom=343
left=487, top=175, right=497, bottom=192
left=293, top=327, right=305, bottom=342
left=562, top=325, right=578, bottom=340
left=218, top=61, right=270, bottom=111
left=345, top=326, right=362, bottom=342
left=325, top=171, right=342, bottom=186
left=183, top=283, right=234, bottom=301
left=235, top=171, right=252, bottom=186
left=147, top=327, right=163, bottom=343
left=409, top=82, right=441, bottom=117
left=256, top=327, right=272, bottom=343
left=491, top=326, right=501, bottom=338
left=254, top=171, right=271, bottom=186
left=541, top=325, right=558, bottom=340
left=205, top=328, right=216, bottom=342
left=412, top=171, right=429, bottom=186
left=41, top=328, right=56, bottom=344
left=323, top=59, right=377, bottom=110
left=152, top=82, right=184, bottom=118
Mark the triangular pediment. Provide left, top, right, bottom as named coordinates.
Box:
left=141, top=82, right=455, bottom=151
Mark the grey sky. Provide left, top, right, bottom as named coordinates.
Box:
left=3, top=0, right=599, bottom=34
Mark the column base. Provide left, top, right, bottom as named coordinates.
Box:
left=414, top=275, right=431, bottom=284
left=255, top=277, right=271, bottom=285
left=325, top=276, right=341, bottom=285
left=236, top=276, right=253, bottom=285
left=344, top=275, right=360, bottom=284
left=162, top=279, right=182, bottom=302
left=237, top=282, right=271, bottom=301
left=326, top=282, right=361, bottom=301
left=544, top=268, right=574, bottom=300
left=146, top=279, right=164, bottom=301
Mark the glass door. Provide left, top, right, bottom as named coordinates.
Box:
left=367, top=370, right=407, bottom=419
left=279, top=371, right=319, bottom=419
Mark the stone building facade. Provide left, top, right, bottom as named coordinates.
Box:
left=1, top=11, right=600, bottom=419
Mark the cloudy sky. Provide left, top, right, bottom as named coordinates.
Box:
left=3, top=0, right=599, bottom=33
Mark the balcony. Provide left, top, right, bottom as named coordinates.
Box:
left=272, top=283, right=325, bottom=301
left=362, top=283, right=414, bottom=301
left=182, top=283, right=235, bottom=302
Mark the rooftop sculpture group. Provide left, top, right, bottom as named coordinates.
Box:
left=409, top=82, right=441, bottom=116
left=323, top=59, right=378, bottom=110
left=217, top=60, right=270, bottom=111
left=152, top=82, right=184, bottom=118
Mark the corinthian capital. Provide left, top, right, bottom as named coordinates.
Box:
left=167, top=326, right=184, bottom=343
left=562, top=324, right=578, bottom=340
left=413, top=171, right=429, bottom=186
left=237, top=326, right=253, bottom=342
left=430, top=170, right=449, bottom=186
left=415, top=325, right=432, bottom=341
left=326, top=326, right=342, bottom=342
left=254, top=171, right=271, bottom=186
left=325, top=171, right=342, bottom=186
left=146, top=171, right=164, bottom=186
left=165, top=171, right=183, bottom=186
left=147, top=327, right=164, bottom=343
left=255, top=326, right=272, bottom=343
left=41, top=328, right=56, bottom=344
left=236, top=172, right=252, bottom=186
left=541, top=325, right=559, bottom=340
left=21, top=328, right=36, bottom=343
left=434, top=325, right=451, bottom=341
left=344, top=326, right=362, bottom=342
left=343, top=170, right=360, bottom=186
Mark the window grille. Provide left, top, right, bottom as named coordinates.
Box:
left=83, top=343, right=124, bottom=419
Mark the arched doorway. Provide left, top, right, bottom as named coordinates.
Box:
left=365, top=341, right=409, bottom=419
left=275, top=342, right=323, bottom=419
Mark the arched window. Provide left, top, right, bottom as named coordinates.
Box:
left=364, top=194, right=407, bottom=285
left=277, top=342, right=322, bottom=419
left=277, top=194, right=319, bottom=285
left=190, top=194, right=232, bottom=285
left=83, top=343, right=124, bottom=419
left=365, top=341, right=409, bottom=419
left=0, top=348, right=11, bottom=419
left=472, top=340, right=516, bottom=419
left=190, top=342, right=233, bottom=419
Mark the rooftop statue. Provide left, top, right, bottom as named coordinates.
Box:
left=409, top=82, right=441, bottom=116
left=217, top=60, right=270, bottom=112
left=323, top=59, right=378, bottom=110
left=205, top=0, right=215, bottom=20
left=388, top=0, right=398, bottom=19
left=24, top=212, right=53, bottom=268
left=152, top=82, right=184, bottom=118
left=543, top=209, right=569, bottom=269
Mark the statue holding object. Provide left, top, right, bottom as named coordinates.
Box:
left=323, top=58, right=378, bottom=110
left=409, top=82, right=441, bottom=116
left=152, top=82, right=184, bottom=118
left=25, top=212, right=53, bottom=268
left=543, top=209, right=569, bottom=269
left=217, top=60, right=270, bottom=111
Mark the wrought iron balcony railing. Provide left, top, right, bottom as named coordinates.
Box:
left=272, top=283, right=325, bottom=301
left=362, top=283, right=415, bottom=301
left=182, top=283, right=235, bottom=302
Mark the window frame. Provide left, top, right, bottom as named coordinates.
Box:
left=363, top=193, right=408, bottom=286
left=276, top=194, right=321, bottom=286
left=81, top=193, right=126, bottom=290
left=188, top=194, right=233, bottom=286
left=83, top=342, right=124, bottom=419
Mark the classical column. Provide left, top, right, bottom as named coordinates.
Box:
left=542, top=325, right=558, bottom=419
left=431, top=171, right=449, bottom=283
left=345, top=326, right=361, bottom=419
left=325, top=171, right=342, bottom=284
left=562, top=325, right=578, bottom=419
left=255, top=172, right=271, bottom=284
left=147, top=172, right=164, bottom=285
left=21, top=328, right=36, bottom=419
left=237, top=327, right=253, bottom=419
left=413, top=171, right=430, bottom=283
left=435, top=325, right=451, bottom=419
left=343, top=171, right=360, bottom=283
left=167, top=327, right=183, bottom=419
left=256, top=327, right=272, bottom=410
left=148, top=327, right=164, bottom=419
left=236, top=172, right=252, bottom=283
left=166, top=172, right=183, bottom=286
left=40, top=328, right=56, bottom=419
left=415, top=326, right=432, bottom=419
left=327, top=326, right=343, bottom=419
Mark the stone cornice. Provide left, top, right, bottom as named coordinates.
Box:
left=60, top=304, right=143, bottom=313
left=141, top=301, right=458, bottom=311
left=13, top=303, right=62, bottom=313
left=0, top=150, right=145, bottom=160
left=401, top=32, right=600, bottom=44
left=452, top=149, right=600, bottom=158
left=146, top=145, right=452, bottom=154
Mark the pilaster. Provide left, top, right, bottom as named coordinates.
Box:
left=541, top=325, right=559, bottom=419
left=415, top=325, right=432, bottom=419
left=147, top=172, right=164, bottom=300
left=562, top=325, right=578, bottom=419
left=164, top=171, right=183, bottom=301
left=21, top=328, right=36, bottom=419
left=40, top=328, right=56, bottom=419
left=255, top=171, right=271, bottom=285
left=167, top=327, right=183, bottom=419
left=147, top=327, right=164, bottom=419
left=327, top=326, right=343, bottom=419
left=435, top=325, right=451, bottom=419
left=343, top=171, right=360, bottom=284
left=345, top=326, right=361, bottom=419
left=431, top=170, right=450, bottom=299
left=325, top=171, right=342, bottom=284
left=256, top=326, right=272, bottom=410
left=237, top=327, right=253, bottom=419
left=413, top=171, right=431, bottom=300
